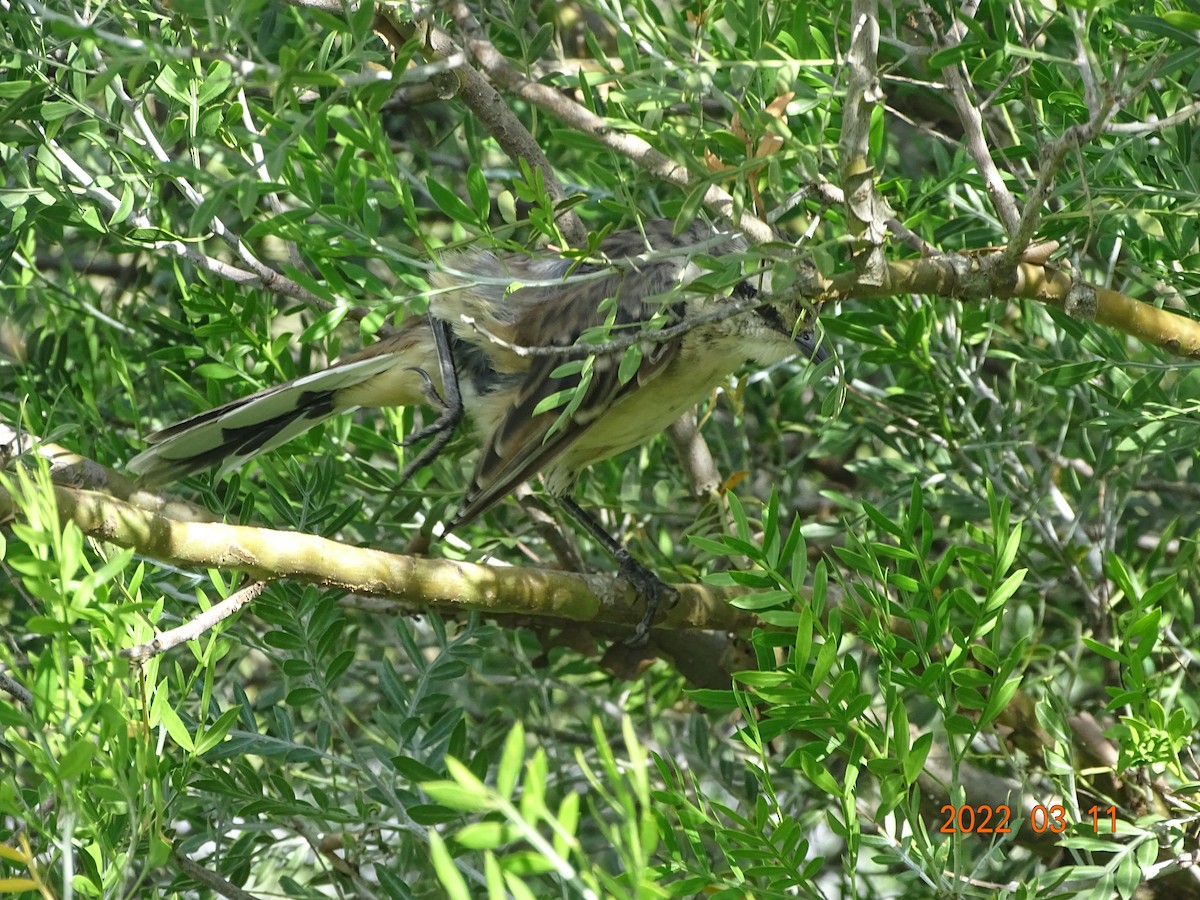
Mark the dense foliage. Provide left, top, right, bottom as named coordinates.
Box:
left=3, top=0, right=1200, bottom=897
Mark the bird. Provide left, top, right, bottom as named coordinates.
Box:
left=128, top=219, right=818, bottom=638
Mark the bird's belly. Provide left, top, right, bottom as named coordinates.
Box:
left=541, top=345, right=742, bottom=494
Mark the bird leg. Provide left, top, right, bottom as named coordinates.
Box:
left=396, top=315, right=464, bottom=485
left=558, top=496, right=678, bottom=644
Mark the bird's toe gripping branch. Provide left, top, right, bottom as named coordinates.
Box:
left=617, top=552, right=680, bottom=645
left=558, top=496, right=677, bottom=643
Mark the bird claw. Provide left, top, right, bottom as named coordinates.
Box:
left=400, top=367, right=459, bottom=447
left=394, top=361, right=465, bottom=485
left=620, top=558, right=678, bottom=646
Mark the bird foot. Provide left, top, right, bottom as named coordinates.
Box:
left=400, top=367, right=461, bottom=446
left=618, top=552, right=679, bottom=646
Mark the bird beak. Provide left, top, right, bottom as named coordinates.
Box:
left=794, top=330, right=828, bottom=363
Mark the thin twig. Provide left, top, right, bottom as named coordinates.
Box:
left=36, top=129, right=366, bottom=320
left=102, top=71, right=378, bottom=320
left=122, top=582, right=270, bottom=663
left=917, top=2, right=1021, bottom=235
left=237, top=87, right=304, bottom=270
left=996, top=96, right=1117, bottom=271
left=447, top=286, right=767, bottom=359
left=170, top=846, right=265, bottom=900
left=838, top=0, right=893, bottom=285
left=1106, top=100, right=1200, bottom=134
left=435, top=0, right=587, bottom=245
left=0, top=672, right=33, bottom=707
left=389, top=11, right=776, bottom=244
left=666, top=411, right=722, bottom=498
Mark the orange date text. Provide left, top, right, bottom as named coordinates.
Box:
left=938, top=804, right=1117, bottom=835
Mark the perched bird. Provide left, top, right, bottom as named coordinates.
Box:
left=129, top=219, right=817, bottom=637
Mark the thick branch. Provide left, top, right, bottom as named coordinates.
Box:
left=819, top=258, right=1200, bottom=359
left=0, top=482, right=757, bottom=635
left=0, top=423, right=215, bottom=523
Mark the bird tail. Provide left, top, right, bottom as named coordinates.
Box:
left=128, top=325, right=437, bottom=486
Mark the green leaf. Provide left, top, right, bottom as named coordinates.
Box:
left=1125, top=605, right=1160, bottom=639
left=152, top=690, right=195, bottom=753
left=904, top=732, right=933, bottom=785
left=794, top=606, right=814, bottom=665
left=984, top=568, right=1026, bottom=614
left=1034, top=360, right=1108, bottom=387
left=862, top=501, right=904, bottom=539
left=455, top=822, right=509, bottom=850
left=797, top=750, right=841, bottom=795
left=466, top=164, right=490, bottom=217
left=496, top=723, right=525, bottom=801
left=531, top=388, right=575, bottom=416
left=980, top=676, right=1022, bottom=726
left=427, top=177, right=476, bottom=224
left=392, top=756, right=441, bottom=781
left=195, top=707, right=242, bottom=756
left=0, top=80, right=34, bottom=99
left=57, top=738, right=96, bottom=781
left=617, top=344, right=643, bottom=384
left=1082, top=636, right=1126, bottom=663
left=728, top=589, right=792, bottom=611
left=422, top=780, right=488, bottom=812
left=429, top=832, right=471, bottom=900
left=193, top=362, right=241, bottom=380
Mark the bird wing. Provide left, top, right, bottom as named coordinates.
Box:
left=449, top=266, right=685, bottom=527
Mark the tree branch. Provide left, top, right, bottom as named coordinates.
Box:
left=917, top=2, right=1021, bottom=235
left=0, top=481, right=758, bottom=635
left=817, top=257, right=1200, bottom=358
left=123, top=581, right=271, bottom=663
left=838, top=0, right=893, bottom=286
left=36, top=128, right=372, bottom=323
left=388, top=8, right=776, bottom=243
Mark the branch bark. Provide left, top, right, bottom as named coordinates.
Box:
left=838, top=0, right=893, bottom=286
left=0, top=480, right=758, bottom=635
left=815, top=257, right=1200, bottom=359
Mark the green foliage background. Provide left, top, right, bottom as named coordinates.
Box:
left=3, top=0, right=1200, bottom=897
